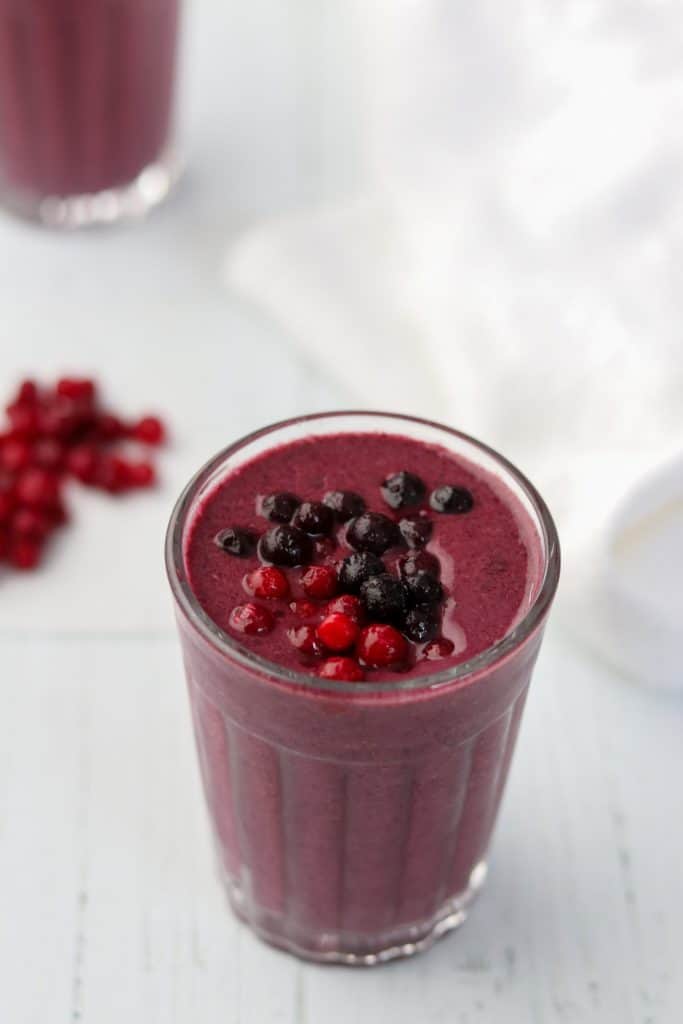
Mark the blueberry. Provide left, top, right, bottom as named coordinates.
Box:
left=399, top=550, right=441, bottom=579
left=338, top=551, right=385, bottom=593
left=347, top=512, right=401, bottom=555
left=291, top=500, right=334, bottom=536
left=399, top=514, right=433, bottom=548
left=381, top=471, right=426, bottom=510
left=258, top=525, right=312, bottom=567
left=261, top=492, right=300, bottom=523
left=429, top=485, right=474, bottom=514
left=214, top=526, right=257, bottom=558
left=360, top=573, right=408, bottom=625
left=404, top=570, right=443, bottom=607
left=404, top=607, right=441, bottom=643
left=323, top=490, right=366, bottom=522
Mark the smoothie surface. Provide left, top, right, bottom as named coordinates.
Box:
left=185, top=431, right=536, bottom=682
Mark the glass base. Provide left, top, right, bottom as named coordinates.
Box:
left=0, top=146, right=181, bottom=229
left=224, top=860, right=488, bottom=966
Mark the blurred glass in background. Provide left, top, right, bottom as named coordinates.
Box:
left=0, top=0, right=181, bottom=226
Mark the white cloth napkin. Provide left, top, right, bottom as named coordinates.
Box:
left=226, top=0, right=683, bottom=688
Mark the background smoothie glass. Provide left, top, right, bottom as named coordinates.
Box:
left=0, top=0, right=181, bottom=226
left=166, top=412, right=560, bottom=965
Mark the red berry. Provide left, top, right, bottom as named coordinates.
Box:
left=56, top=377, right=96, bottom=402
left=286, top=625, right=323, bottom=655
left=7, top=403, right=40, bottom=439
left=133, top=415, right=165, bottom=445
left=0, top=527, right=8, bottom=559
left=423, top=638, right=455, bottom=660
left=127, top=462, right=156, bottom=488
left=94, top=456, right=129, bottom=494
left=32, top=438, right=65, bottom=471
left=301, top=564, right=338, bottom=599
left=325, top=594, right=364, bottom=623
left=8, top=537, right=42, bottom=570
left=16, top=379, right=39, bottom=405
left=229, top=602, right=274, bottom=636
left=12, top=507, right=51, bottom=538
left=0, top=438, right=31, bottom=472
left=318, top=657, right=365, bottom=682
left=357, top=624, right=409, bottom=668
left=243, top=566, right=290, bottom=600
left=289, top=599, right=318, bottom=619
left=46, top=497, right=69, bottom=526
left=96, top=413, right=126, bottom=442
left=316, top=612, right=360, bottom=652
left=0, top=475, right=16, bottom=522
left=15, top=468, right=60, bottom=508
left=66, top=445, right=99, bottom=483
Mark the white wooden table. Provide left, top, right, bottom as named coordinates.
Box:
left=1, top=3, right=682, bottom=1021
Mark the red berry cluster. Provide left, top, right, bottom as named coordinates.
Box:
left=0, top=376, right=166, bottom=571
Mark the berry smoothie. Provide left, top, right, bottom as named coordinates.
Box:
left=167, top=413, right=560, bottom=963
left=0, top=0, right=180, bottom=223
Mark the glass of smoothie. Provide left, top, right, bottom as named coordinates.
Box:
left=166, top=412, right=560, bottom=964
left=0, top=0, right=181, bottom=227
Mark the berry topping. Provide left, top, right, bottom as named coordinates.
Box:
left=398, top=550, right=441, bottom=579
left=301, top=564, right=338, bottom=599
left=323, top=490, right=366, bottom=522
left=347, top=512, right=401, bottom=555
left=357, top=624, right=409, bottom=668
left=318, top=657, right=365, bottom=682
left=325, top=593, right=364, bottom=623
left=260, top=492, right=300, bottom=523
left=132, top=415, right=166, bottom=445
left=259, top=525, right=313, bottom=567
left=359, top=573, right=408, bottom=625
left=316, top=612, right=360, bottom=652
left=214, top=526, right=257, bottom=557
left=314, top=536, right=337, bottom=560
left=399, top=514, right=433, bottom=548
left=290, top=599, right=318, bottom=619
left=229, top=603, right=274, bottom=635
left=287, top=625, right=323, bottom=654
left=423, top=638, right=455, bottom=660
left=381, top=470, right=426, bottom=510
left=338, top=551, right=385, bottom=593
left=430, top=485, right=474, bottom=514
left=403, top=570, right=443, bottom=607
left=404, top=607, right=441, bottom=643
left=243, top=566, right=290, bottom=600
left=291, top=500, right=334, bottom=536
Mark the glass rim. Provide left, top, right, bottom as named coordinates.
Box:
left=165, top=411, right=561, bottom=695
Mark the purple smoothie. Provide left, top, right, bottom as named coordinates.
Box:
left=0, top=0, right=179, bottom=219
left=167, top=414, right=559, bottom=963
